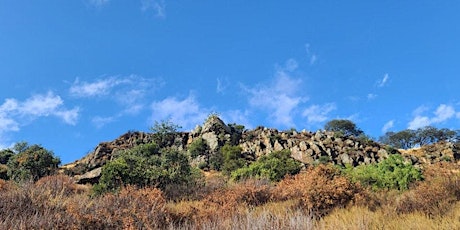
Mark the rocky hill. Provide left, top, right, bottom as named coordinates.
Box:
left=62, top=116, right=460, bottom=184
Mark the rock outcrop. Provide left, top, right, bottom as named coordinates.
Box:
left=63, top=117, right=460, bottom=184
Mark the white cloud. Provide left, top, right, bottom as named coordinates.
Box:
left=408, top=116, right=431, bottom=130
left=245, top=73, right=305, bottom=127
left=382, top=120, right=394, bottom=133
left=92, top=116, right=117, bottom=129
left=151, top=94, right=208, bottom=130
left=142, top=0, right=166, bottom=19
left=20, top=91, right=64, bottom=116
left=0, top=91, right=79, bottom=132
left=367, top=93, right=377, bottom=100
left=70, top=77, right=130, bottom=98
left=302, top=103, right=336, bottom=123
left=377, top=73, right=389, bottom=87
left=216, top=78, right=229, bottom=94
left=88, top=0, right=110, bottom=7
left=408, top=104, right=457, bottom=129
left=432, top=104, right=455, bottom=123
left=305, top=43, right=318, bottom=65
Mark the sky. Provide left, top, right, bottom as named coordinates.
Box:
left=1, top=1, right=460, bottom=164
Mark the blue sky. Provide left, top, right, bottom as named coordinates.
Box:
left=1, top=1, right=460, bottom=163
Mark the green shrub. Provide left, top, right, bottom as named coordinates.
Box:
left=94, top=143, right=198, bottom=197
left=7, top=143, right=60, bottom=182
left=231, top=150, right=302, bottom=182
left=342, top=154, right=422, bottom=191
left=220, top=144, right=246, bottom=175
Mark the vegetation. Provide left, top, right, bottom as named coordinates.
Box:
left=324, top=119, right=364, bottom=137
left=220, top=144, right=247, bottom=175
left=3, top=142, right=60, bottom=182
left=380, top=126, right=459, bottom=149
left=342, top=154, right=423, bottom=191
left=93, top=143, right=200, bottom=198
left=2, top=116, right=460, bottom=228
left=231, top=149, right=302, bottom=181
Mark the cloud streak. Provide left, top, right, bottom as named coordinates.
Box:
left=377, top=73, right=389, bottom=87
left=408, top=104, right=458, bottom=129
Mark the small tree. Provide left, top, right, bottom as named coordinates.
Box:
left=221, top=144, right=246, bottom=175
left=7, top=143, right=60, bottom=182
left=149, top=120, right=182, bottom=147
left=324, top=119, right=363, bottom=137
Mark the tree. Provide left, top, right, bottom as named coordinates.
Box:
left=380, top=130, right=417, bottom=149
left=324, top=119, right=364, bottom=137
left=7, top=143, right=60, bottom=182
left=221, top=144, right=246, bottom=175
left=149, top=120, right=182, bottom=147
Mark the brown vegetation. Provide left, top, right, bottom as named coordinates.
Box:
left=1, top=162, right=460, bottom=229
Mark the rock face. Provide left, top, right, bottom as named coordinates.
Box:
left=400, top=141, right=460, bottom=165
left=63, top=117, right=460, bottom=184
left=239, top=128, right=389, bottom=166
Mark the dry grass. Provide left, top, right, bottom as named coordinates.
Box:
left=1, top=162, right=460, bottom=229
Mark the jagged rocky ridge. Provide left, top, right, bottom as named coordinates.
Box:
left=63, top=116, right=460, bottom=184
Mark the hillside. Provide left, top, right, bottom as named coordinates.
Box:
left=62, top=116, right=459, bottom=184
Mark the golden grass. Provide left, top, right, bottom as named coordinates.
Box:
left=1, top=162, right=460, bottom=229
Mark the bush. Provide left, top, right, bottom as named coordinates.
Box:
left=231, top=150, right=302, bottom=182
left=220, top=144, right=246, bottom=175
left=70, top=186, right=168, bottom=229
left=94, top=143, right=200, bottom=199
left=342, top=154, right=423, bottom=191
left=396, top=162, right=460, bottom=216
left=273, top=164, right=361, bottom=216
left=7, top=143, right=60, bottom=182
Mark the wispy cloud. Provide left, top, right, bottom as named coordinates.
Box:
left=216, top=77, right=229, bottom=94
left=87, top=0, right=110, bottom=7
left=305, top=43, right=318, bottom=65
left=382, top=120, right=394, bottom=133
left=302, top=103, right=336, bottom=123
left=408, top=104, right=457, bottom=129
left=150, top=94, right=209, bottom=130
left=142, top=0, right=166, bottom=19
left=377, top=73, right=390, bottom=87
left=367, top=93, right=377, bottom=100
left=69, top=77, right=130, bottom=98
left=244, top=59, right=307, bottom=127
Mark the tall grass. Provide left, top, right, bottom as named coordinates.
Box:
left=0, top=162, right=459, bottom=229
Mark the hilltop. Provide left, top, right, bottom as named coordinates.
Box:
left=62, top=115, right=460, bottom=184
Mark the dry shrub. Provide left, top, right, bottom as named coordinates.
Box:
left=205, top=179, right=272, bottom=207
left=396, top=162, right=460, bottom=216
left=0, top=176, right=81, bottom=229
left=273, top=164, right=361, bottom=216
left=66, top=185, right=168, bottom=229
left=169, top=179, right=272, bottom=228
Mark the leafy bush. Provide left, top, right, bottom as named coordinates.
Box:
left=94, top=143, right=199, bottom=198
left=7, top=143, right=60, bottom=182
left=220, top=144, right=247, bottom=175
left=342, top=154, right=423, bottom=191
left=231, top=150, right=302, bottom=181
